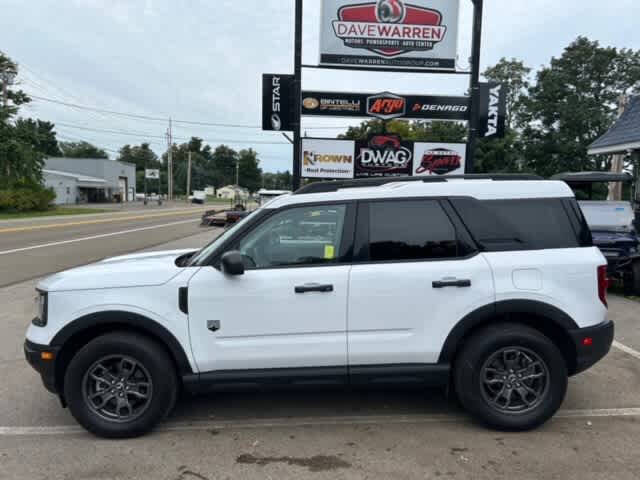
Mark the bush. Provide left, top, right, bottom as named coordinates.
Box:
left=0, top=186, right=56, bottom=212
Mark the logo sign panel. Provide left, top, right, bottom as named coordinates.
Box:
left=262, top=74, right=295, bottom=131
left=302, top=139, right=355, bottom=179
left=355, top=135, right=413, bottom=178
left=479, top=82, right=507, bottom=139
left=145, top=169, right=160, bottom=180
left=412, top=142, right=466, bottom=176
left=302, top=90, right=469, bottom=121
left=320, top=0, right=460, bottom=71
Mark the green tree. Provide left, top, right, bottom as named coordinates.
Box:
left=521, top=37, right=640, bottom=177
left=15, top=119, right=61, bottom=156
left=59, top=141, right=109, bottom=159
left=238, top=149, right=263, bottom=193
left=339, top=119, right=466, bottom=142
left=483, top=58, right=531, bottom=130
left=0, top=53, right=30, bottom=122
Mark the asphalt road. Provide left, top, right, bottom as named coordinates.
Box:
left=1, top=230, right=640, bottom=479
left=0, top=206, right=216, bottom=287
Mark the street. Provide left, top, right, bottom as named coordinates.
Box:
left=1, top=223, right=640, bottom=479
left=0, top=205, right=213, bottom=287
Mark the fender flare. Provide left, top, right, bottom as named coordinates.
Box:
left=51, top=311, right=194, bottom=375
left=438, top=300, right=579, bottom=364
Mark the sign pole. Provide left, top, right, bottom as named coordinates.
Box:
left=465, top=0, right=484, bottom=174
left=292, top=0, right=304, bottom=191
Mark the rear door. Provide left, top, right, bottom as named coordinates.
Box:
left=347, top=199, right=495, bottom=367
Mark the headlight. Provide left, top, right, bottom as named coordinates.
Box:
left=32, top=291, right=48, bottom=327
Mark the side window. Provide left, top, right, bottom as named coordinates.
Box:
left=450, top=198, right=581, bottom=251
left=237, top=205, right=347, bottom=269
left=367, top=200, right=458, bottom=262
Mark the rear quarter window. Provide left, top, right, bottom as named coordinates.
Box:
left=450, top=198, right=585, bottom=251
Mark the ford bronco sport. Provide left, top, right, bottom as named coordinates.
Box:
left=25, top=175, right=614, bottom=438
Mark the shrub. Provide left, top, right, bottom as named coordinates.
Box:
left=0, top=186, right=56, bottom=212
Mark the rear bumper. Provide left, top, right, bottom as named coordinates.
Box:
left=569, top=320, right=614, bottom=375
left=24, top=340, right=60, bottom=394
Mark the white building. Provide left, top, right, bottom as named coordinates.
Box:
left=43, top=157, right=136, bottom=204
left=217, top=185, right=250, bottom=200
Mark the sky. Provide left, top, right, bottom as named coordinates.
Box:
left=1, top=0, right=639, bottom=172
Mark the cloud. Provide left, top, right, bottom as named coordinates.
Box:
left=1, top=0, right=638, bottom=172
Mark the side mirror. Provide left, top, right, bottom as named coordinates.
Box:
left=220, top=251, right=245, bottom=276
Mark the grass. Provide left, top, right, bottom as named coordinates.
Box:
left=0, top=207, right=109, bottom=220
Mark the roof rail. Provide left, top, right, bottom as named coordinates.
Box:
left=293, top=174, right=543, bottom=195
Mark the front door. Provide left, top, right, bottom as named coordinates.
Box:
left=188, top=203, right=353, bottom=373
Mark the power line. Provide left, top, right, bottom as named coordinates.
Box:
left=54, top=121, right=290, bottom=145
left=30, top=94, right=263, bottom=129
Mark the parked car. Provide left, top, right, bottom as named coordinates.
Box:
left=25, top=175, right=613, bottom=438
left=189, top=191, right=206, bottom=204
left=553, top=172, right=640, bottom=295
left=201, top=205, right=249, bottom=227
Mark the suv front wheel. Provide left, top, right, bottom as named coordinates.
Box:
left=64, top=331, right=178, bottom=438
left=454, top=323, right=568, bottom=431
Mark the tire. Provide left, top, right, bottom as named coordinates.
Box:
left=454, top=323, right=567, bottom=431
left=63, top=331, right=178, bottom=439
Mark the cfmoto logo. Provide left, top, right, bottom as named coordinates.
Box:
left=376, top=0, right=405, bottom=23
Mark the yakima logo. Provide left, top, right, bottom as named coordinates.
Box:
left=416, top=148, right=461, bottom=175
left=366, top=92, right=406, bottom=120
left=332, top=0, right=447, bottom=57
left=358, top=135, right=412, bottom=173
left=485, top=84, right=502, bottom=137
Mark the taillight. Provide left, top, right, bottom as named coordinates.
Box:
left=597, top=265, right=609, bottom=307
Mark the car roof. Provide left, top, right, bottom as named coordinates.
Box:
left=266, top=178, right=575, bottom=209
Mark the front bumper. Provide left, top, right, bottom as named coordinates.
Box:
left=24, top=340, right=60, bottom=394
left=569, top=320, right=614, bottom=375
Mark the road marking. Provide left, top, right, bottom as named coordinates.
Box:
left=0, top=408, right=639, bottom=436
left=0, top=219, right=199, bottom=256
left=0, top=208, right=210, bottom=234
left=613, top=340, right=640, bottom=361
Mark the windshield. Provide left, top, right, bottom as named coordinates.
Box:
left=188, top=209, right=263, bottom=266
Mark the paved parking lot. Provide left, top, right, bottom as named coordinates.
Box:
left=1, top=232, right=640, bottom=479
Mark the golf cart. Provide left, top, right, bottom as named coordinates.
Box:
left=553, top=172, right=640, bottom=294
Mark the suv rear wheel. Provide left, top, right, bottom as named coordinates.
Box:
left=64, top=331, right=178, bottom=438
left=454, top=323, right=567, bottom=431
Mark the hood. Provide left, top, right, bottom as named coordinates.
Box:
left=38, top=249, right=198, bottom=292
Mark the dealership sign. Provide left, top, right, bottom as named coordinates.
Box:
left=302, top=90, right=469, bottom=121
left=479, top=82, right=507, bottom=139
left=412, top=142, right=466, bottom=176
left=301, top=137, right=465, bottom=179
left=320, top=0, right=460, bottom=71
left=145, top=169, right=160, bottom=180
left=301, top=139, right=355, bottom=179
left=262, top=74, right=295, bottom=131
left=356, top=135, right=413, bottom=177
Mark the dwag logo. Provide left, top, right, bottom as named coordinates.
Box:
left=358, top=135, right=412, bottom=176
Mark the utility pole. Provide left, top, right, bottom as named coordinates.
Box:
left=186, top=151, right=192, bottom=203
left=465, top=0, right=484, bottom=174
left=235, top=156, right=240, bottom=186
left=165, top=118, right=173, bottom=202
left=291, top=0, right=303, bottom=191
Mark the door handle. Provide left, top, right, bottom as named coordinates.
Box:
left=295, top=283, right=334, bottom=294
left=432, top=279, right=472, bottom=289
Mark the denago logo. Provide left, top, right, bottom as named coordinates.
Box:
left=359, top=135, right=412, bottom=173
left=332, top=0, right=447, bottom=57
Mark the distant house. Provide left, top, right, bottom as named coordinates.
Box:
left=217, top=185, right=250, bottom=200
left=43, top=157, right=136, bottom=205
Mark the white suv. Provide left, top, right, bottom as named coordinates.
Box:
left=25, top=175, right=614, bottom=438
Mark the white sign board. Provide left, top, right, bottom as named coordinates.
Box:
left=320, top=0, right=460, bottom=71
left=302, top=139, right=355, bottom=179
left=412, top=143, right=466, bottom=176
left=145, top=169, right=160, bottom=180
